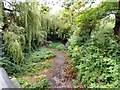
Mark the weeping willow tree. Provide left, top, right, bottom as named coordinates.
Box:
left=2, top=0, right=63, bottom=64
left=14, top=2, right=48, bottom=52
left=2, top=1, right=52, bottom=64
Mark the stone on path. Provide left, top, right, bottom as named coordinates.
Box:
left=49, top=76, right=65, bottom=88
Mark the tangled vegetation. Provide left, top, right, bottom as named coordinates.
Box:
left=17, top=48, right=54, bottom=88
left=68, top=20, right=119, bottom=88
left=1, top=0, right=120, bottom=88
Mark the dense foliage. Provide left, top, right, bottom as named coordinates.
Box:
left=60, top=0, right=119, bottom=88
left=68, top=20, right=119, bottom=88
left=2, top=47, right=55, bottom=75
left=2, top=2, right=61, bottom=65
left=17, top=48, right=54, bottom=88
left=1, top=0, right=120, bottom=88
left=66, top=1, right=119, bottom=88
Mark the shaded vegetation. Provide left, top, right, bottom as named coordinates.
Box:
left=48, top=42, right=66, bottom=51
left=1, top=0, right=120, bottom=88
left=16, top=47, right=54, bottom=88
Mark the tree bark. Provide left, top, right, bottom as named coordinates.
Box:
left=114, top=1, right=120, bottom=36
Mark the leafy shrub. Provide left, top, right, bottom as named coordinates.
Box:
left=1, top=58, right=22, bottom=75
left=3, top=31, right=24, bottom=64
left=68, top=29, right=120, bottom=88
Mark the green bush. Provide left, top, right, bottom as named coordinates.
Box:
left=3, top=29, right=25, bottom=64
left=68, top=29, right=120, bottom=88
left=1, top=58, right=22, bottom=75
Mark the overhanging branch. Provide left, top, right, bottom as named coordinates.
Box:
left=3, top=8, right=13, bottom=12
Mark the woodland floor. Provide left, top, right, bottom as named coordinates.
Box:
left=18, top=47, right=84, bottom=88
left=45, top=48, right=84, bottom=88
left=47, top=48, right=73, bottom=88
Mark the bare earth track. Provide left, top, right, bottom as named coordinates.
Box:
left=46, top=48, right=84, bottom=88
left=47, top=48, right=73, bottom=88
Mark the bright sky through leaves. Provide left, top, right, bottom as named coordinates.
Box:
left=4, top=0, right=119, bottom=14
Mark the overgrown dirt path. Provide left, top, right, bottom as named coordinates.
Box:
left=47, top=48, right=74, bottom=88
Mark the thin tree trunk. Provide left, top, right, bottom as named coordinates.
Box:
left=114, top=1, right=120, bottom=36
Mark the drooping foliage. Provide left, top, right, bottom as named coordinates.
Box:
left=14, top=2, right=48, bottom=51
left=2, top=1, right=58, bottom=64
left=3, top=24, right=25, bottom=64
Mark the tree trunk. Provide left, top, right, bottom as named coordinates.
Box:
left=114, top=1, right=120, bottom=36
left=114, top=13, right=120, bottom=36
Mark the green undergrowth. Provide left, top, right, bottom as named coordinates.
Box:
left=17, top=47, right=55, bottom=88
left=3, top=47, right=55, bottom=88
left=48, top=42, right=66, bottom=51
left=68, top=24, right=120, bottom=88
left=26, top=48, right=56, bottom=64
left=18, top=77, right=50, bottom=88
